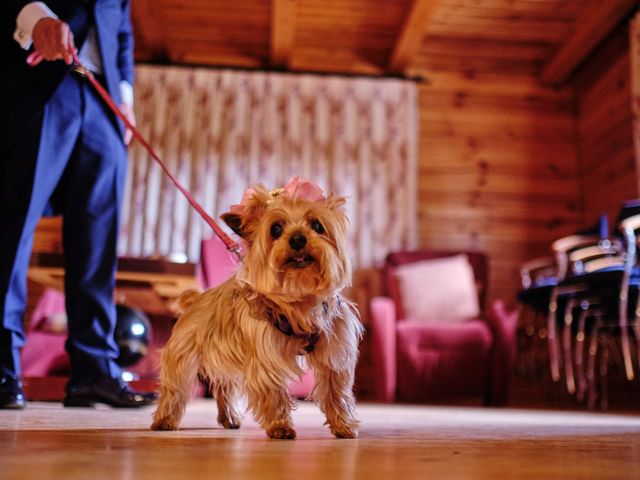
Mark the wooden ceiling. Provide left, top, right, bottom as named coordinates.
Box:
left=131, top=0, right=638, bottom=85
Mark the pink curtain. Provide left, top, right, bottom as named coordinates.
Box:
left=118, top=65, right=418, bottom=269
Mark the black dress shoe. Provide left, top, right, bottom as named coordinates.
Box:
left=0, top=376, right=26, bottom=409
left=63, top=377, right=157, bottom=408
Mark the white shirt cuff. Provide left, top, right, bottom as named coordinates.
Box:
left=120, top=81, right=134, bottom=106
left=14, top=2, right=57, bottom=50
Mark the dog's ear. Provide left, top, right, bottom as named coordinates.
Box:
left=325, top=193, right=347, bottom=211
left=221, top=186, right=272, bottom=240
left=221, top=212, right=244, bottom=237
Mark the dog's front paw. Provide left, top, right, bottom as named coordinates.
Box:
left=267, top=425, right=297, bottom=439
left=151, top=417, right=179, bottom=431
left=331, top=426, right=358, bottom=439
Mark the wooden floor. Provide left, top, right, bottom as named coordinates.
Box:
left=2, top=400, right=640, bottom=479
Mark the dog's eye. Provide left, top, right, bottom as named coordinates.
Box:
left=310, top=219, right=325, bottom=234
left=270, top=223, right=284, bottom=239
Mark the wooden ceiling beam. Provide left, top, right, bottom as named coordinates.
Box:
left=130, top=0, right=170, bottom=62
left=541, top=0, right=638, bottom=86
left=270, top=0, right=297, bottom=68
left=388, top=0, right=439, bottom=74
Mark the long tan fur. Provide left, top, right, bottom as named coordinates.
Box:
left=151, top=183, right=364, bottom=439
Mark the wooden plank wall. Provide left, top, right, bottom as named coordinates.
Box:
left=31, top=73, right=585, bottom=308
left=573, top=24, right=638, bottom=224
left=417, top=71, right=582, bottom=303
left=29, top=24, right=638, bottom=311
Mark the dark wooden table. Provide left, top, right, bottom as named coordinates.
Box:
left=28, top=252, right=200, bottom=316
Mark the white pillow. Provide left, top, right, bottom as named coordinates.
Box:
left=393, top=254, right=480, bottom=323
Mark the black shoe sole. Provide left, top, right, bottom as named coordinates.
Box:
left=63, top=396, right=96, bottom=408
left=0, top=402, right=26, bottom=410
left=63, top=395, right=154, bottom=408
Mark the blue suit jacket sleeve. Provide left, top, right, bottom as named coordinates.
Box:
left=117, top=0, right=134, bottom=86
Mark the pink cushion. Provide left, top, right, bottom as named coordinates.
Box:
left=29, top=288, right=66, bottom=332
left=393, top=254, right=480, bottom=323
left=396, top=319, right=492, bottom=352
left=385, top=251, right=488, bottom=320
left=21, top=332, right=70, bottom=377
left=22, top=288, right=70, bottom=377
left=395, top=320, right=493, bottom=401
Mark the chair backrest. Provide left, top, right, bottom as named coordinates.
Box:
left=551, top=214, right=609, bottom=280
left=383, top=250, right=488, bottom=321
left=614, top=199, right=640, bottom=226
left=519, top=256, right=557, bottom=289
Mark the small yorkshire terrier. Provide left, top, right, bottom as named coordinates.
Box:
left=151, top=177, right=364, bottom=439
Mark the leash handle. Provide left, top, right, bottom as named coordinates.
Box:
left=72, top=60, right=242, bottom=262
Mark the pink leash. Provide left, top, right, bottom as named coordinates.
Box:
left=70, top=58, right=242, bottom=261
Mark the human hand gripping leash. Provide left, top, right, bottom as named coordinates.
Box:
left=28, top=52, right=242, bottom=262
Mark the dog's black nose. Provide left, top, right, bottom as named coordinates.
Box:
left=289, top=233, right=307, bottom=251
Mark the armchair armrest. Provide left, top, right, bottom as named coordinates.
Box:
left=485, top=300, right=518, bottom=405
left=369, top=296, right=398, bottom=402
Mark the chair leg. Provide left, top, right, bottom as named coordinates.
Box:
left=574, top=307, right=589, bottom=402
left=598, top=331, right=610, bottom=411
left=517, top=306, right=534, bottom=379
left=547, top=289, right=562, bottom=382
left=619, top=293, right=634, bottom=381
left=586, top=317, right=601, bottom=411
left=562, top=299, right=576, bottom=395
left=619, top=325, right=634, bottom=381
left=633, top=296, right=640, bottom=372
left=535, top=310, right=548, bottom=378
left=634, top=321, right=640, bottom=371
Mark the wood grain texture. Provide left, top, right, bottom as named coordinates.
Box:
left=417, top=69, right=581, bottom=302
left=388, top=0, right=439, bottom=73
left=131, top=0, right=592, bottom=77
left=542, top=0, right=638, bottom=85
left=270, top=0, right=296, bottom=67
left=1, top=400, right=640, bottom=480
left=29, top=1, right=640, bottom=325
left=574, top=24, right=638, bottom=226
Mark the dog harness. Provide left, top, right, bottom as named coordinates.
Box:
left=267, top=298, right=344, bottom=353
left=268, top=308, right=321, bottom=354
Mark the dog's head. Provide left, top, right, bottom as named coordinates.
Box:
left=221, top=177, right=351, bottom=300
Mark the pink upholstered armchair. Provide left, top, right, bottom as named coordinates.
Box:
left=370, top=250, right=518, bottom=405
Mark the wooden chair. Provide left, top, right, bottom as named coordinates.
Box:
left=545, top=202, right=640, bottom=409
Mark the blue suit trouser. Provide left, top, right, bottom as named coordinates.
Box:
left=0, top=73, right=126, bottom=381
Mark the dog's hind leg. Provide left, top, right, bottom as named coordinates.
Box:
left=151, top=328, right=200, bottom=431
left=213, top=381, right=242, bottom=429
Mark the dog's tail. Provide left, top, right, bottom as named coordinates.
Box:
left=176, top=288, right=201, bottom=314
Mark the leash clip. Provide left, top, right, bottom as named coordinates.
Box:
left=72, top=61, right=91, bottom=78
left=228, top=245, right=243, bottom=262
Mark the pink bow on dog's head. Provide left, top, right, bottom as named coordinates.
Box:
left=229, top=177, right=325, bottom=214
left=229, top=188, right=259, bottom=214
left=281, top=176, right=326, bottom=202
